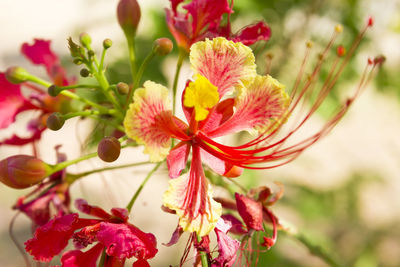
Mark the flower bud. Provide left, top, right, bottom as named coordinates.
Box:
left=97, top=136, right=121, bottom=162
left=153, top=38, right=173, bottom=56
left=48, top=85, right=59, bottom=97
left=47, top=112, right=65, bottom=131
left=79, top=32, right=92, bottom=48
left=80, top=68, right=90, bottom=77
left=73, top=58, right=83, bottom=65
left=116, top=82, right=129, bottom=95
left=117, top=0, right=141, bottom=39
left=5, top=66, right=30, bottom=84
left=0, top=155, right=51, bottom=189
left=103, top=39, right=113, bottom=49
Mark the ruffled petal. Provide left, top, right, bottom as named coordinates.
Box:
left=207, top=75, right=290, bottom=138
left=183, top=0, right=232, bottom=38
left=190, top=37, right=256, bottom=97
left=163, top=145, right=222, bottom=237
left=167, top=142, right=190, bottom=178
left=0, top=73, right=38, bottom=129
left=232, top=21, right=271, bottom=46
left=60, top=243, right=103, bottom=267
left=212, top=219, right=240, bottom=267
left=124, top=81, right=186, bottom=162
left=96, top=222, right=158, bottom=261
left=25, top=213, right=80, bottom=262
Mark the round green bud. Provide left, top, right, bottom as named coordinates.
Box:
left=48, top=85, right=59, bottom=97
left=73, top=58, right=83, bottom=65
left=153, top=38, right=173, bottom=56
left=88, top=50, right=95, bottom=58
left=46, top=112, right=65, bottom=131
left=97, top=136, right=121, bottom=162
left=5, top=66, right=30, bottom=84
left=80, top=68, right=90, bottom=77
left=103, top=39, right=113, bottom=49
left=79, top=32, right=92, bottom=48
left=116, top=82, right=129, bottom=95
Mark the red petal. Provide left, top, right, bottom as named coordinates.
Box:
left=60, top=243, right=103, bottom=267
left=162, top=225, right=184, bottom=247
left=183, top=0, right=232, bottom=38
left=96, top=222, right=158, bottom=260
left=233, top=21, right=271, bottom=46
left=21, top=39, right=68, bottom=86
left=25, top=214, right=80, bottom=262
left=75, top=199, right=113, bottom=220
left=235, top=193, right=263, bottom=231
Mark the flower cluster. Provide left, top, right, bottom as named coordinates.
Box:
left=0, top=0, right=382, bottom=266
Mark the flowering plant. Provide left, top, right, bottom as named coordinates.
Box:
left=0, top=0, right=384, bottom=266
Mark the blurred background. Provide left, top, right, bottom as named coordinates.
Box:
left=0, top=0, right=399, bottom=266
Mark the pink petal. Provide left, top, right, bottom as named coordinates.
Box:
left=25, top=213, right=80, bottom=262
left=207, top=75, right=290, bottom=138
left=233, top=21, right=271, bottom=46
left=235, top=193, right=263, bottom=231
left=163, top=145, right=222, bottom=237
left=212, top=219, right=240, bottom=267
left=190, top=38, right=256, bottom=98
left=15, top=194, right=54, bottom=227
left=21, top=39, right=68, bottom=86
left=0, top=73, right=38, bottom=129
left=162, top=225, right=184, bottom=247
left=220, top=214, right=247, bottom=235
left=96, top=222, right=158, bottom=260
left=183, top=0, right=232, bottom=38
left=60, top=243, right=103, bottom=267
left=200, top=148, right=243, bottom=178
left=166, top=142, right=190, bottom=178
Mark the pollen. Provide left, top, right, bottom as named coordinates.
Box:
left=184, top=75, right=219, bottom=121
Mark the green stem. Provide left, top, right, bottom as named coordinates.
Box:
left=127, top=38, right=137, bottom=82
left=197, top=234, right=209, bottom=267
left=172, top=49, right=186, bottom=116
left=99, top=48, right=107, bottom=72
left=57, top=84, right=100, bottom=90
left=126, top=49, right=156, bottom=107
left=288, top=232, right=340, bottom=267
left=51, top=152, right=98, bottom=174
left=62, top=109, right=118, bottom=120
left=66, top=161, right=152, bottom=184
left=126, top=162, right=162, bottom=212
left=60, top=90, right=118, bottom=117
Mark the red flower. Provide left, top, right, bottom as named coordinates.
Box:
left=166, top=0, right=270, bottom=51
left=0, top=39, right=72, bottom=146
left=25, top=199, right=158, bottom=266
